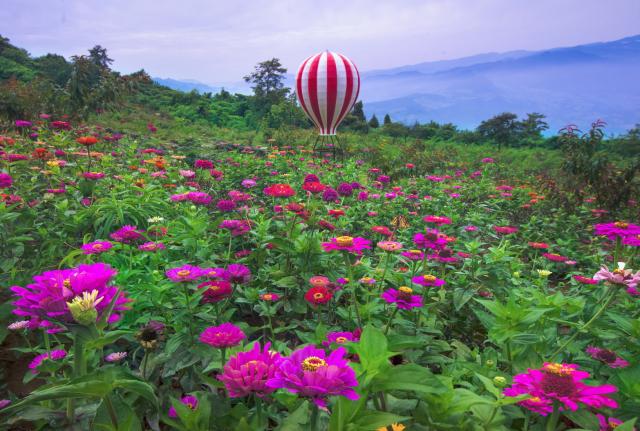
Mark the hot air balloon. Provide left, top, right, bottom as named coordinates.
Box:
left=295, top=51, right=360, bottom=156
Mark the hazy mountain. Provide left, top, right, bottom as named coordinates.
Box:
left=153, top=77, right=221, bottom=93
left=361, top=35, right=640, bottom=133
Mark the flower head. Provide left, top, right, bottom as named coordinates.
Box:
left=322, top=331, right=358, bottom=347
left=305, top=286, right=333, bottom=305
left=594, top=222, right=640, bottom=241
left=322, top=236, right=371, bottom=255
left=81, top=241, right=113, bottom=255
left=264, top=183, right=295, bottom=197
left=411, top=274, right=446, bottom=287
left=11, top=263, right=128, bottom=332
left=381, top=287, right=423, bottom=309
left=29, top=349, right=67, bottom=373
left=226, top=264, right=251, bottom=284
left=105, top=352, right=128, bottom=362
left=586, top=347, right=629, bottom=368
left=265, top=345, right=359, bottom=407
left=166, top=265, right=203, bottom=282
left=377, top=241, right=403, bottom=252
left=199, top=280, right=232, bottom=303
left=218, top=342, right=282, bottom=398
left=110, top=225, right=144, bottom=243
left=503, top=362, right=618, bottom=416
left=200, top=323, right=246, bottom=348
left=136, top=321, right=165, bottom=350
left=168, top=395, right=198, bottom=418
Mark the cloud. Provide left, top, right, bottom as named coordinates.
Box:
left=1, top=0, right=638, bottom=82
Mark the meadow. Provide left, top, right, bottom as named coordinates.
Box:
left=0, top=113, right=638, bottom=431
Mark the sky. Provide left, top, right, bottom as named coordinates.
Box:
left=2, top=0, right=639, bottom=83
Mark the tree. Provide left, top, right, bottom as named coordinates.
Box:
left=341, top=101, right=368, bottom=133
left=520, top=112, right=549, bottom=139
left=34, top=54, right=72, bottom=87
left=368, top=114, right=379, bottom=128
left=383, top=114, right=392, bottom=125
left=88, top=45, right=113, bottom=70
left=476, top=112, right=520, bottom=148
left=244, top=58, right=290, bottom=116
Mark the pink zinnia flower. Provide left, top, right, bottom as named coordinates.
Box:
left=423, top=215, right=452, bottom=225
left=265, top=345, right=359, bottom=407
left=593, top=264, right=640, bottom=292
left=597, top=414, right=629, bottom=431
left=543, top=252, right=569, bottom=263
left=401, top=249, right=425, bottom=261
left=81, top=241, right=113, bottom=255
left=218, top=342, right=282, bottom=398
left=105, top=351, right=127, bottom=362
left=138, top=242, right=165, bottom=252
left=186, top=191, right=212, bottom=206
left=586, top=347, right=629, bottom=368
left=381, top=287, right=423, bottom=309
left=226, top=264, right=251, bottom=284
left=573, top=275, right=599, bottom=285
left=503, top=362, right=618, bottom=416
left=165, top=265, right=203, bottom=282
left=322, top=236, right=371, bottom=255
left=260, top=292, right=280, bottom=301
left=377, top=241, right=403, bottom=252
left=200, top=323, right=246, bottom=348
left=413, top=229, right=447, bottom=250
left=494, top=226, right=518, bottom=235
left=411, top=274, right=446, bottom=287
left=168, top=395, right=198, bottom=418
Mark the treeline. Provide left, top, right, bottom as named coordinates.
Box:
left=1, top=37, right=639, bottom=156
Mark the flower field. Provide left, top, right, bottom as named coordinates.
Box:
left=0, top=120, right=639, bottom=431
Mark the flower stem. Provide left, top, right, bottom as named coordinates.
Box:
left=104, top=395, right=119, bottom=429
left=384, top=307, right=399, bottom=335
left=309, top=403, right=319, bottom=431
left=182, top=284, right=195, bottom=343
left=545, top=400, right=560, bottom=431
left=549, top=286, right=616, bottom=359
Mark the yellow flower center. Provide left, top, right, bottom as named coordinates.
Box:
left=398, top=286, right=413, bottom=294
left=262, top=294, right=273, bottom=300
left=335, top=336, right=348, bottom=343
left=313, top=292, right=325, bottom=300
left=92, top=243, right=103, bottom=250
left=543, top=362, right=574, bottom=376
left=209, top=285, right=220, bottom=291
left=302, top=356, right=327, bottom=372
left=409, top=249, right=422, bottom=255
left=336, top=236, right=354, bottom=247
left=63, top=279, right=71, bottom=289
left=529, top=396, right=542, bottom=403
left=614, top=221, right=629, bottom=228
left=177, top=270, right=191, bottom=277
left=423, top=275, right=436, bottom=282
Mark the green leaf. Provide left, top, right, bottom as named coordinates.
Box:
left=277, top=400, right=309, bottom=431
left=351, top=411, right=408, bottom=431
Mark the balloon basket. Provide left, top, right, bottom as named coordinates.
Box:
left=311, top=135, right=345, bottom=160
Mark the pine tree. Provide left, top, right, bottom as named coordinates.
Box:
left=368, top=114, right=379, bottom=128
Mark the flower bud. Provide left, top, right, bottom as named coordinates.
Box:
left=493, top=376, right=507, bottom=387
left=66, top=290, right=103, bottom=326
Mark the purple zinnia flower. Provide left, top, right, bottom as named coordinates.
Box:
left=218, top=342, right=282, bottom=398
left=337, top=182, right=353, bottom=197
left=216, top=199, right=236, bottom=212
left=265, top=345, right=359, bottom=407
left=322, top=331, right=358, bottom=347
left=0, top=173, right=12, bottom=189
left=11, top=263, right=129, bottom=332
left=186, top=191, right=212, bottom=206
left=200, top=323, right=246, bottom=348
left=411, top=274, right=446, bottom=287
left=105, top=351, right=128, bottom=362
left=322, top=188, right=339, bottom=202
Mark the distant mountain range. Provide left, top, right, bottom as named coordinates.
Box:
left=158, top=35, right=640, bottom=133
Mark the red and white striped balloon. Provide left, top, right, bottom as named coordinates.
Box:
left=296, top=51, right=360, bottom=136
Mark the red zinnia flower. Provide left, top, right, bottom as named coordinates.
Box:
left=77, top=136, right=98, bottom=146
left=264, top=183, right=295, bottom=198
left=305, top=286, right=333, bottom=305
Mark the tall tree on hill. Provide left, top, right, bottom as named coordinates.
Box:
left=383, top=114, right=392, bottom=125
left=521, top=112, right=549, bottom=139
left=341, top=101, right=369, bottom=133
left=244, top=58, right=289, bottom=117
left=369, top=114, right=379, bottom=128
left=88, top=45, right=114, bottom=70
left=476, top=112, right=520, bottom=148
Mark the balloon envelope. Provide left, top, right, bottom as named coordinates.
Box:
left=295, top=51, right=360, bottom=136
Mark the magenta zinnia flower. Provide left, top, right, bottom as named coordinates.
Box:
left=168, top=395, right=198, bottom=418
left=381, top=287, right=424, bottom=309
left=29, top=349, right=67, bottom=373
left=11, top=263, right=129, bottom=332
left=503, top=362, right=618, bottom=416
left=199, top=280, right=232, bottom=303
left=81, top=241, right=113, bottom=255
left=226, top=264, right=251, bottom=284
left=110, top=225, right=144, bottom=243
left=266, top=345, right=359, bottom=407
left=218, top=342, right=281, bottom=398
left=586, top=347, right=629, bottom=368
left=322, top=236, right=371, bottom=255
left=594, top=221, right=640, bottom=240
left=322, top=331, right=358, bottom=347
left=597, top=414, right=628, bottom=431
left=423, top=215, right=451, bottom=225
left=411, top=274, right=446, bottom=287
left=166, top=265, right=203, bottom=282
left=0, top=173, right=12, bottom=188
left=199, top=323, right=246, bottom=348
